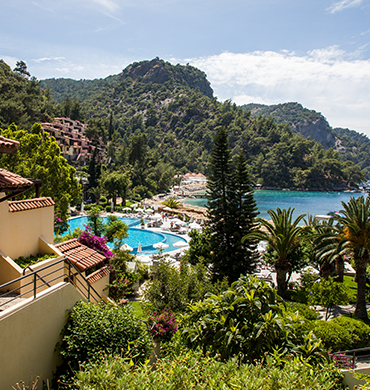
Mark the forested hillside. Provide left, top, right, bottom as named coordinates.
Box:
left=244, top=102, right=370, bottom=177
left=0, top=60, right=55, bottom=129
left=0, top=57, right=366, bottom=196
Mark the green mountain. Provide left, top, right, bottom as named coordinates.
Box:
left=244, top=102, right=370, bottom=177
left=0, top=58, right=366, bottom=194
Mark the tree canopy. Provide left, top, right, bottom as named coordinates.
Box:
left=0, top=123, right=81, bottom=220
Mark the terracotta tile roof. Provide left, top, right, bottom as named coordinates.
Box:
left=0, top=169, right=34, bottom=190
left=55, top=239, right=106, bottom=271
left=86, top=265, right=110, bottom=284
left=0, top=136, right=19, bottom=154
left=8, top=197, right=55, bottom=212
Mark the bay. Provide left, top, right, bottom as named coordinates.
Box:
left=183, top=190, right=365, bottom=220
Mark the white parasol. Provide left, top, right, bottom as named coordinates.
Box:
left=171, top=218, right=186, bottom=226
left=173, top=241, right=189, bottom=248
left=153, top=242, right=169, bottom=249
left=120, top=243, right=133, bottom=251
left=189, top=222, right=202, bottom=230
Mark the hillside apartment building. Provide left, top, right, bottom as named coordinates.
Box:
left=41, top=117, right=106, bottom=164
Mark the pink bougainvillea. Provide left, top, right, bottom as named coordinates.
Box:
left=149, top=310, right=178, bottom=341
left=78, top=225, right=114, bottom=260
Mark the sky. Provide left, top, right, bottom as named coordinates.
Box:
left=1, top=0, right=370, bottom=135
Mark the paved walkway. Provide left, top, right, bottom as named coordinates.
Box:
left=314, top=303, right=370, bottom=320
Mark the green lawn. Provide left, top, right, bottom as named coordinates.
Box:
left=343, top=275, right=357, bottom=303
left=129, top=300, right=146, bottom=320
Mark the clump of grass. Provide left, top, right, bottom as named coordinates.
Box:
left=14, top=253, right=56, bottom=268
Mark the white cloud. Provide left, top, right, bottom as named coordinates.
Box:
left=327, top=0, right=363, bottom=13
left=91, top=0, right=120, bottom=13
left=32, top=57, right=65, bottom=63
left=0, top=56, right=18, bottom=69
left=177, top=49, right=370, bottom=135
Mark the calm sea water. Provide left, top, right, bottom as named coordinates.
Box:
left=184, top=190, right=365, bottom=220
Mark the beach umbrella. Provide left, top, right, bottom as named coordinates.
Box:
left=137, top=242, right=142, bottom=253
left=131, top=203, right=139, bottom=208
left=163, top=207, right=172, bottom=211
left=145, top=208, right=154, bottom=214
left=136, top=207, right=144, bottom=212
left=122, top=207, right=132, bottom=212
left=152, top=214, right=162, bottom=220
left=137, top=255, right=152, bottom=265
left=189, top=222, right=201, bottom=230
left=171, top=218, right=186, bottom=226
left=120, top=243, right=133, bottom=251
left=173, top=241, right=188, bottom=248
left=153, top=242, right=169, bottom=249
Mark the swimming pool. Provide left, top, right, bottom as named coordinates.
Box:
left=64, top=216, right=188, bottom=256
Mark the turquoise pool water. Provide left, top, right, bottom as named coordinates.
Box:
left=64, top=216, right=187, bottom=256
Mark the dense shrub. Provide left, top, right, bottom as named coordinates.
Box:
left=99, top=196, right=108, bottom=205
left=143, top=256, right=228, bottom=314
left=284, top=301, right=320, bottom=321
left=72, top=349, right=346, bottom=390
left=56, top=301, right=151, bottom=384
left=83, top=204, right=91, bottom=211
left=312, top=316, right=370, bottom=352
left=181, top=275, right=326, bottom=362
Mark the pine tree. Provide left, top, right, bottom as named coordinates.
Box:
left=226, top=152, right=259, bottom=277
left=206, top=128, right=258, bottom=282
left=88, top=147, right=98, bottom=189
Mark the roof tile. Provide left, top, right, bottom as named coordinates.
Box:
left=0, top=136, right=19, bottom=154
left=55, top=239, right=107, bottom=271
left=8, top=197, right=55, bottom=212
left=0, top=169, right=34, bottom=190
left=86, top=266, right=110, bottom=284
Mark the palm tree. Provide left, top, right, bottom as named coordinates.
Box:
left=312, top=220, right=346, bottom=282
left=243, top=207, right=306, bottom=297
left=328, top=196, right=370, bottom=319
left=88, top=186, right=102, bottom=205
left=161, top=198, right=181, bottom=209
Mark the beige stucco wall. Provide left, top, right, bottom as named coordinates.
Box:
left=89, top=273, right=110, bottom=301
left=0, top=250, right=22, bottom=293
left=343, top=367, right=370, bottom=389
left=0, top=282, right=84, bottom=390
left=75, top=271, right=108, bottom=303
left=0, top=198, right=54, bottom=260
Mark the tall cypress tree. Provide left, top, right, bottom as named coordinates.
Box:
left=207, top=128, right=258, bottom=282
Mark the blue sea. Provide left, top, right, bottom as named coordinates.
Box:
left=184, top=190, right=365, bottom=220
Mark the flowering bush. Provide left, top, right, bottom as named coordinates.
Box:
left=331, top=353, right=354, bottom=369
left=149, top=311, right=177, bottom=341
left=78, top=225, right=114, bottom=260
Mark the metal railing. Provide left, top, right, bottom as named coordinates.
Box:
left=0, top=258, right=102, bottom=312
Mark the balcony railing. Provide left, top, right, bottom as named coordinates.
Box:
left=0, top=258, right=102, bottom=312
